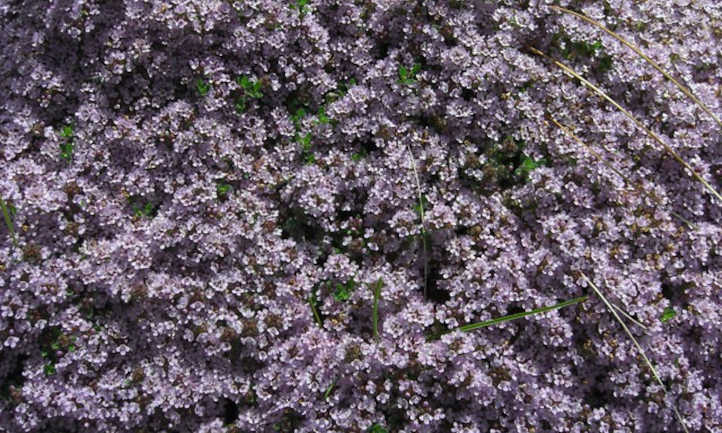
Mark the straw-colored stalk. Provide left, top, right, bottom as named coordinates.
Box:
left=405, top=143, right=429, bottom=298
left=549, top=116, right=696, bottom=230
left=530, top=47, right=722, bottom=203
left=580, top=272, right=689, bottom=433
left=550, top=5, right=722, bottom=129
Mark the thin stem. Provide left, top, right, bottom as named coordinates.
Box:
left=531, top=46, right=722, bottom=203
left=405, top=143, right=429, bottom=298
left=580, top=272, right=689, bottom=433
left=550, top=117, right=696, bottom=230
left=611, top=302, right=648, bottom=331
left=550, top=5, right=722, bottom=129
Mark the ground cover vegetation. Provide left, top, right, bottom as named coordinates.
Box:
left=1, top=0, right=721, bottom=432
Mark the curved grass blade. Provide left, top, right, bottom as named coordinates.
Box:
left=531, top=47, right=722, bottom=203
left=549, top=116, right=696, bottom=230
left=550, top=5, right=722, bottom=129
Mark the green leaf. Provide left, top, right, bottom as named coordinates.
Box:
left=133, top=201, right=155, bottom=218
left=43, top=363, right=56, bottom=376
left=368, top=424, right=389, bottom=433
left=399, top=63, right=420, bottom=85
left=238, top=75, right=252, bottom=90
left=515, top=155, right=546, bottom=179
left=660, top=307, right=676, bottom=323
left=330, top=78, right=357, bottom=101
left=217, top=183, right=232, bottom=197
left=291, top=107, right=307, bottom=126
left=60, top=125, right=73, bottom=138
left=238, top=76, right=264, bottom=99
left=0, top=198, right=18, bottom=248
left=235, top=97, right=247, bottom=113
left=291, top=0, right=309, bottom=15
left=333, top=284, right=351, bottom=302
left=249, top=82, right=263, bottom=99
left=521, top=157, right=540, bottom=171
left=298, top=132, right=312, bottom=151
left=598, top=54, right=613, bottom=73
left=398, top=66, right=408, bottom=81
left=196, top=78, right=210, bottom=96
left=59, top=142, right=74, bottom=161
left=333, top=279, right=357, bottom=302
left=309, top=289, right=323, bottom=326
left=316, top=106, right=329, bottom=124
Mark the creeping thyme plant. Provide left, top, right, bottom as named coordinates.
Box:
left=1, top=1, right=721, bottom=432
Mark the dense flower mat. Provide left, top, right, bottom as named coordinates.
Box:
left=1, top=1, right=720, bottom=432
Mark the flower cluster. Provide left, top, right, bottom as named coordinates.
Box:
left=1, top=0, right=720, bottom=432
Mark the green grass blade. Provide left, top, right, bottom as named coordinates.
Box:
left=309, top=295, right=322, bottom=327
left=372, top=279, right=383, bottom=339
left=455, top=295, right=588, bottom=334
left=0, top=198, right=18, bottom=248
left=323, top=379, right=336, bottom=400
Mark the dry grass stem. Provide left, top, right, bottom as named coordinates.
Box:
left=531, top=47, right=722, bottom=203
left=550, top=117, right=696, bottom=230
left=550, top=5, right=722, bottom=129
left=611, top=302, right=648, bottom=331
left=580, top=272, right=689, bottom=433
left=405, top=143, right=429, bottom=298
